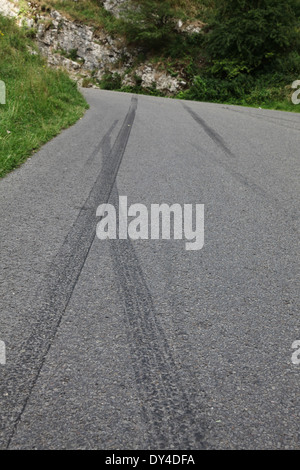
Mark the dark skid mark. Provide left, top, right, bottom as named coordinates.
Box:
left=185, top=107, right=299, bottom=230
left=182, top=103, right=236, bottom=158
left=189, top=139, right=274, bottom=201
left=97, top=103, right=206, bottom=449
left=0, top=96, right=138, bottom=449
left=108, top=190, right=206, bottom=450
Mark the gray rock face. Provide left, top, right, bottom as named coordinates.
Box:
left=102, top=0, right=127, bottom=17
left=36, top=9, right=133, bottom=83
left=0, top=0, right=186, bottom=94
left=0, top=0, right=18, bottom=17
left=132, top=64, right=186, bottom=95
left=0, top=0, right=132, bottom=84
left=177, top=19, right=204, bottom=34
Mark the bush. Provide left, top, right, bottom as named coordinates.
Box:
left=119, top=0, right=179, bottom=50
left=205, top=0, right=300, bottom=77
left=99, top=71, right=122, bottom=90
left=177, top=71, right=296, bottom=110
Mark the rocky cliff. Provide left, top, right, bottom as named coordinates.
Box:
left=0, top=0, right=187, bottom=94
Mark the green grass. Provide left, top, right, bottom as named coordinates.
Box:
left=0, top=14, right=88, bottom=178
left=36, top=0, right=213, bottom=30
left=176, top=72, right=300, bottom=112
left=36, top=0, right=121, bottom=35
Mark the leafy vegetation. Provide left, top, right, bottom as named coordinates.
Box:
left=8, top=0, right=300, bottom=112
left=119, top=0, right=179, bottom=48
left=36, top=0, right=121, bottom=35
left=177, top=72, right=298, bottom=112
left=117, top=0, right=300, bottom=110
left=204, top=0, right=300, bottom=76
left=0, top=14, right=88, bottom=177
left=177, top=0, right=300, bottom=110
left=99, top=71, right=122, bottom=90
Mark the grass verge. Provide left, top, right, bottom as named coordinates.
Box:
left=35, top=0, right=121, bottom=35
left=0, top=13, right=88, bottom=178
left=176, top=73, right=300, bottom=112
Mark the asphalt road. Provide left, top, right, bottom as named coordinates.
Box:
left=0, top=90, right=299, bottom=450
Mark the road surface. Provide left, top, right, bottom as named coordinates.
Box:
left=0, top=90, right=299, bottom=449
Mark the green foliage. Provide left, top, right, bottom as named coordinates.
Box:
left=37, top=0, right=121, bottom=35
left=204, top=0, right=300, bottom=77
left=99, top=69, right=164, bottom=96
left=67, top=48, right=78, bottom=61
left=120, top=83, right=164, bottom=97
left=41, top=0, right=300, bottom=112
left=99, top=71, right=122, bottom=90
left=58, top=48, right=79, bottom=61
left=178, top=74, right=253, bottom=102
left=24, top=27, right=38, bottom=39
left=187, top=0, right=300, bottom=111
left=119, top=0, right=180, bottom=49
left=177, top=71, right=299, bottom=112
left=0, top=14, right=88, bottom=177
left=3, top=0, right=299, bottom=119
left=162, top=31, right=204, bottom=60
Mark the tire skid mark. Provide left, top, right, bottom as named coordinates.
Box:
left=183, top=104, right=299, bottom=231
left=182, top=103, right=236, bottom=158
left=108, top=186, right=206, bottom=449
left=94, top=100, right=206, bottom=449
left=1, top=97, right=138, bottom=449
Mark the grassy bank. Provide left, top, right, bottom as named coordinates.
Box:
left=34, top=0, right=120, bottom=35
left=0, top=14, right=88, bottom=178
left=35, top=0, right=210, bottom=31
left=175, top=72, right=300, bottom=113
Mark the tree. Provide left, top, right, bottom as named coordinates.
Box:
left=119, top=0, right=177, bottom=49
left=205, top=0, right=300, bottom=76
